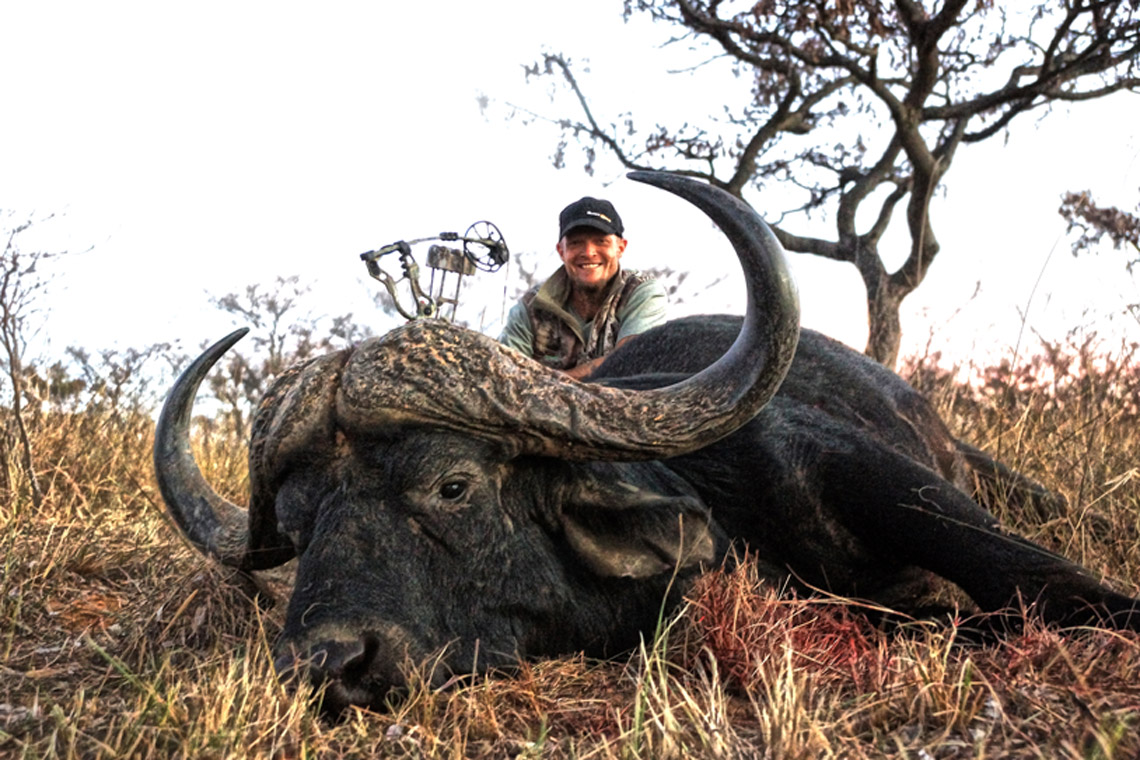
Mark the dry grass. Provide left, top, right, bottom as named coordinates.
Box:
left=3, top=338, right=1140, bottom=758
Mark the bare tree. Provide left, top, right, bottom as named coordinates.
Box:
left=1059, top=187, right=1140, bottom=325
left=517, top=1, right=1140, bottom=366
left=207, top=276, right=375, bottom=437
left=1059, top=189, right=1140, bottom=264
left=0, top=214, right=56, bottom=509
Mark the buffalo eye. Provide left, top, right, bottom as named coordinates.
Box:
left=439, top=479, right=468, bottom=501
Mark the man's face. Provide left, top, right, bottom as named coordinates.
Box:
left=557, top=228, right=627, bottom=293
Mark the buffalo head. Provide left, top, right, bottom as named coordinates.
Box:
left=153, top=172, right=800, bottom=712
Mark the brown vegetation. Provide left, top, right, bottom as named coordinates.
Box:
left=3, top=332, right=1139, bottom=758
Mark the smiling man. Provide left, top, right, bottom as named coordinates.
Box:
left=499, top=196, right=668, bottom=379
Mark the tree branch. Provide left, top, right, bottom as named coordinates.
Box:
left=770, top=223, right=847, bottom=262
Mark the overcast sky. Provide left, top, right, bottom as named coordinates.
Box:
left=2, top=1, right=1138, bottom=370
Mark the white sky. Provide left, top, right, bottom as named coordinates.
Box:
left=2, top=1, right=1138, bottom=370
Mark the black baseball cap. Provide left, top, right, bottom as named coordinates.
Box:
left=559, top=196, right=624, bottom=238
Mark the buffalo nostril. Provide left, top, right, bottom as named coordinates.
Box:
left=274, top=650, right=302, bottom=684
left=275, top=634, right=398, bottom=713
left=309, top=638, right=369, bottom=681
left=274, top=638, right=371, bottom=687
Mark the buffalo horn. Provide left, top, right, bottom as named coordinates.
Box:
left=153, top=328, right=294, bottom=570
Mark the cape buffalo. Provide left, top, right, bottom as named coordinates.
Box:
left=154, top=172, right=1140, bottom=714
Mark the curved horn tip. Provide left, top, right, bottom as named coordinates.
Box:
left=216, top=327, right=251, bottom=351
left=627, top=170, right=714, bottom=194
left=626, top=170, right=675, bottom=189
left=626, top=172, right=743, bottom=213
left=183, top=328, right=251, bottom=373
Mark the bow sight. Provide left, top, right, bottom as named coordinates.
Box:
left=360, top=221, right=508, bottom=322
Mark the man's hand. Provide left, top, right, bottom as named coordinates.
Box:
left=561, top=336, right=635, bottom=381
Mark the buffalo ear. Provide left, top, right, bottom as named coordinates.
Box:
left=559, top=465, right=718, bottom=579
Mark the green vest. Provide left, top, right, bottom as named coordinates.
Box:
left=522, top=268, right=650, bottom=370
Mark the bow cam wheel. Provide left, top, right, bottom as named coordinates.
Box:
left=464, top=221, right=508, bottom=272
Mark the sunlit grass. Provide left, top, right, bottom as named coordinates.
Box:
left=3, top=336, right=1139, bottom=758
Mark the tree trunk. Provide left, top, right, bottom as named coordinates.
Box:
left=854, top=241, right=905, bottom=369
left=865, top=287, right=904, bottom=369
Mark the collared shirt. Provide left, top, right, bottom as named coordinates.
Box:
left=499, top=267, right=667, bottom=370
